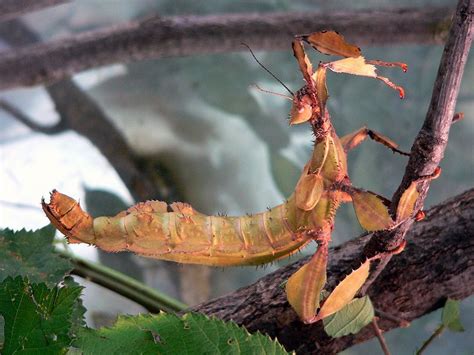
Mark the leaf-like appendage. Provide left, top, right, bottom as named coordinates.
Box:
left=397, top=182, right=419, bottom=221
left=292, top=40, right=313, bottom=86
left=316, top=259, right=371, bottom=321
left=323, top=296, right=374, bottom=337
left=0, top=226, right=72, bottom=286
left=302, top=31, right=361, bottom=58
left=0, top=277, right=82, bottom=354
left=314, top=66, right=328, bottom=114
left=295, top=173, right=324, bottom=211
left=286, top=246, right=328, bottom=323
left=75, top=312, right=291, bottom=354
left=327, top=57, right=405, bottom=98
left=352, top=191, right=394, bottom=231
left=289, top=99, right=312, bottom=125
left=327, top=57, right=377, bottom=77
left=442, top=299, right=465, bottom=332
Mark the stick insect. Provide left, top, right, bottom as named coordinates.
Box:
left=43, top=31, right=439, bottom=324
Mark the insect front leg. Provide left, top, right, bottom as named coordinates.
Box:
left=340, top=126, right=410, bottom=156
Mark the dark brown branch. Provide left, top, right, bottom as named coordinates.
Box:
left=371, top=317, right=391, bottom=355
left=0, top=0, right=69, bottom=22
left=0, top=7, right=453, bottom=90
left=0, top=99, right=67, bottom=134
left=0, top=19, right=167, bottom=202
left=362, top=0, right=473, bottom=291
left=193, top=188, right=474, bottom=353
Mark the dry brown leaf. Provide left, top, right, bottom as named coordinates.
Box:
left=301, top=30, right=361, bottom=58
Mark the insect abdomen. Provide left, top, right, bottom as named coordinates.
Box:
left=43, top=191, right=311, bottom=267
left=122, top=200, right=310, bottom=266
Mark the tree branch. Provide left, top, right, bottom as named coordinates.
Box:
left=193, top=188, right=474, bottom=353
left=0, top=7, right=453, bottom=90
left=56, top=250, right=188, bottom=314
left=0, top=0, right=69, bottom=22
left=0, top=19, right=169, bottom=202
left=0, top=99, right=67, bottom=134
left=361, top=0, right=473, bottom=291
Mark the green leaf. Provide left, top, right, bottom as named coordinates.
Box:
left=441, top=299, right=464, bottom=332
left=323, top=296, right=374, bottom=338
left=0, top=276, right=83, bottom=354
left=76, top=312, right=291, bottom=355
left=63, top=276, right=87, bottom=334
left=0, top=225, right=72, bottom=286
left=0, top=315, right=4, bottom=350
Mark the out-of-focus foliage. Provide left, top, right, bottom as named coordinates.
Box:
left=0, top=276, right=83, bottom=354
left=0, top=225, right=72, bottom=286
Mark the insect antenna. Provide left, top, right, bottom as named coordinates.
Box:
left=251, top=84, right=293, bottom=100
left=242, top=42, right=295, bottom=97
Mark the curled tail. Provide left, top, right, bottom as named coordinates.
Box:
left=42, top=190, right=95, bottom=244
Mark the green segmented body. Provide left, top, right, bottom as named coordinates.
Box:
left=43, top=128, right=347, bottom=267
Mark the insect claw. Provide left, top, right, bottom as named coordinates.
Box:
left=388, top=240, right=407, bottom=255
left=414, top=210, right=425, bottom=222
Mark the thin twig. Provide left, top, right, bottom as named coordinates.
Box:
left=0, top=7, right=453, bottom=90
left=375, top=309, right=410, bottom=328
left=371, top=317, right=391, bottom=355
left=57, top=249, right=188, bottom=313
left=416, top=325, right=445, bottom=355
left=0, top=99, right=67, bottom=134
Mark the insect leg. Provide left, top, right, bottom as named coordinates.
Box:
left=340, top=126, right=409, bottom=156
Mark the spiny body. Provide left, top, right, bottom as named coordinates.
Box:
left=43, top=128, right=347, bottom=266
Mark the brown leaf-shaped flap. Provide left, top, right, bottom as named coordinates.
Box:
left=289, top=99, right=312, bottom=125
left=316, top=259, right=371, bottom=321
left=286, top=245, right=328, bottom=323
left=396, top=182, right=419, bottom=222
left=295, top=173, right=324, bottom=211
left=352, top=190, right=394, bottom=231
left=327, top=57, right=377, bottom=77
left=292, top=39, right=313, bottom=86
left=301, top=31, right=361, bottom=58
left=314, top=66, right=328, bottom=114
left=340, top=127, right=368, bottom=152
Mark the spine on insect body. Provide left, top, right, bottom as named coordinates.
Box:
left=42, top=190, right=316, bottom=266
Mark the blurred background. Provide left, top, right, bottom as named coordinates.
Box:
left=0, top=0, right=472, bottom=353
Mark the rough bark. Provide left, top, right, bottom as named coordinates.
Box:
left=193, top=188, right=474, bottom=354
left=363, top=0, right=473, bottom=260
left=0, top=0, right=69, bottom=22
left=0, top=7, right=453, bottom=90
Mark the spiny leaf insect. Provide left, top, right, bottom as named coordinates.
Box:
left=42, top=31, right=439, bottom=324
